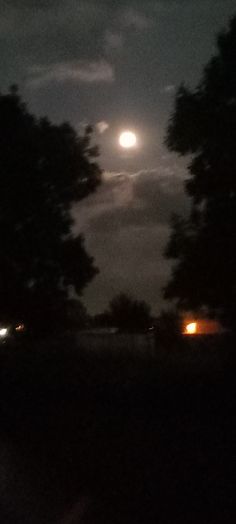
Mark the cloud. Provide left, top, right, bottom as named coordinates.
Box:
left=79, top=169, right=188, bottom=234
left=161, top=84, right=176, bottom=94
left=123, top=8, right=151, bottom=30
left=104, top=31, right=123, bottom=51
left=71, top=168, right=189, bottom=314
left=82, top=220, right=171, bottom=315
left=72, top=168, right=188, bottom=235
left=27, top=60, right=114, bottom=87
left=96, top=121, right=109, bottom=134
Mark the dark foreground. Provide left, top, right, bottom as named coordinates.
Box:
left=0, top=334, right=235, bottom=524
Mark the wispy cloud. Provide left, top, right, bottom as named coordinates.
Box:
left=96, top=121, right=109, bottom=134
left=27, top=59, right=114, bottom=87
left=72, top=167, right=188, bottom=235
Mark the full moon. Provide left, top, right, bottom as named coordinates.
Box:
left=119, top=130, right=137, bottom=149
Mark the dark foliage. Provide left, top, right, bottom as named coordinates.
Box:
left=156, top=308, right=182, bottom=347
left=107, top=293, right=152, bottom=332
left=164, top=17, right=236, bottom=329
left=0, top=87, right=101, bottom=331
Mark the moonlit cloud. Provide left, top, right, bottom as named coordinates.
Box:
left=72, top=167, right=189, bottom=314
left=96, top=121, right=109, bottom=134
left=27, top=60, right=114, bottom=87
left=81, top=168, right=188, bottom=233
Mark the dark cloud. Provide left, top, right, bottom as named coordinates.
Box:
left=81, top=222, right=171, bottom=315
left=0, top=2, right=111, bottom=88
left=72, top=168, right=189, bottom=314
left=1, top=1, right=235, bottom=121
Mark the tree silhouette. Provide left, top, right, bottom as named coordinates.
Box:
left=108, top=293, right=152, bottom=332
left=156, top=309, right=182, bottom=345
left=164, top=16, right=236, bottom=329
left=0, top=88, right=101, bottom=332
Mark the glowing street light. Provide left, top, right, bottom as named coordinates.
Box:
left=184, top=322, right=198, bottom=335
left=0, top=328, right=8, bottom=337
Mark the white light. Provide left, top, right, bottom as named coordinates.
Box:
left=185, top=322, right=197, bottom=335
left=0, top=328, right=8, bottom=337
left=119, top=131, right=137, bottom=149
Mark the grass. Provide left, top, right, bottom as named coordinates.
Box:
left=0, top=333, right=235, bottom=523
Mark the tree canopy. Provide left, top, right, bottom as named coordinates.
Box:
left=0, top=87, right=101, bottom=331
left=107, top=293, right=152, bottom=332
left=164, top=16, right=236, bottom=329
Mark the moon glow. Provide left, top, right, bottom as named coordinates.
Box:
left=119, top=130, right=137, bottom=149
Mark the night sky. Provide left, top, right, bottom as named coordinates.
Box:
left=1, top=0, right=236, bottom=315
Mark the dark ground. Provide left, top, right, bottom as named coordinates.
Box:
left=0, top=334, right=235, bottom=523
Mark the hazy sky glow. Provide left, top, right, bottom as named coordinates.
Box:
left=1, top=0, right=236, bottom=314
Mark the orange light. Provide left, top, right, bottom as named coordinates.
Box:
left=185, top=322, right=197, bottom=335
